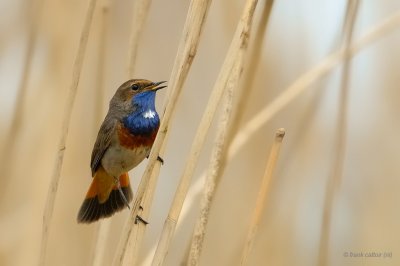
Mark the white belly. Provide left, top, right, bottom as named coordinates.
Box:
left=101, top=143, right=150, bottom=177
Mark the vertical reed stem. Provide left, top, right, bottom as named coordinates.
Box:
left=228, top=0, right=274, bottom=137
left=127, top=0, right=152, bottom=78
left=0, top=0, right=44, bottom=195
left=38, top=0, right=98, bottom=264
left=187, top=62, right=239, bottom=266
left=240, top=128, right=285, bottom=265
left=91, top=220, right=111, bottom=266
left=93, top=0, right=109, bottom=124
left=318, top=1, right=359, bottom=265
left=89, top=1, right=111, bottom=265
left=123, top=167, right=161, bottom=266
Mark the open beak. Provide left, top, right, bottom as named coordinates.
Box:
left=147, top=81, right=167, bottom=91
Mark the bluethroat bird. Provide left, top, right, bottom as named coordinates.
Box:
left=77, top=79, right=166, bottom=223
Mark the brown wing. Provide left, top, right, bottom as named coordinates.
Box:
left=90, top=116, right=117, bottom=176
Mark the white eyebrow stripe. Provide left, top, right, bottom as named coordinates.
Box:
left=143, top=110, right=156, bottom=119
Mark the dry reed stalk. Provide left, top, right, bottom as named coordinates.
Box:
left=0, top=0, right=44, bottom=195
left=185, top=0, right=275, bottom=261
left=127, top=0, right=152, bottom=77
left=172, top=7, right=400, bottom=253
left=91, top=219, right=111, bottom=266
left=240, top=128, right=285, bottom=265
left=186, top=62, right=240, bottom=266
left=38, top=0, right=98, bottom=264
left=4, top=0, right=44, bottom=137
left=89, top=1, right=111, bottom=266
left=123, top=132, right=166, bottom=265
left=93, top=0, right=110, bottom=124
left=112, top=0, right=212, bottom=265
left=227, top=0, right=274, bottom=139
left=317, top=1, right=359, bottom=265
left=123, top=111, right=167, bottom=266
left=122, top=166, right=161, bottom=266
left=151, top=1, right=260, bottom=265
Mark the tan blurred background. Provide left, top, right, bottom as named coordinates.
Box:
left=1, top=0, right=400, bottom=265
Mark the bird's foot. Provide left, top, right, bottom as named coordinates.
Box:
left=146, top=155, right=164, bottom=164
left=157, top=156, right=164, bottom=164
left=135, top=215, right=149, bottom=225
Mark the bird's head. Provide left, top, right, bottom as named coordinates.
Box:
left=111, top=79, right=166, bottom=112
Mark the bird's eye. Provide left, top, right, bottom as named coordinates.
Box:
left=131, top=84, right=140, bottom=91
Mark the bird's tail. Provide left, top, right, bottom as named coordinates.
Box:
left=77, top=167, right=133, bottom=223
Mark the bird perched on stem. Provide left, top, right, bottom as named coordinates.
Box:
left=77, top=79, right=166, bottom=223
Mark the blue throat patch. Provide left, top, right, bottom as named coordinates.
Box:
left=123, top=91, right=160, bottom=135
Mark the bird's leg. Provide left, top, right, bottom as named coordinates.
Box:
left=113, top=176, right=130, bottom=209
left=113, top=177, right=147, bottom=224
left=146, top=154, right=164, bottom=164
left=114, top=177, right=148, bottom=224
